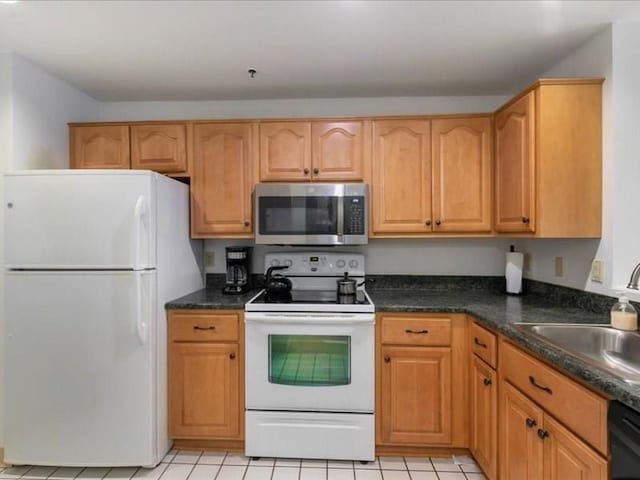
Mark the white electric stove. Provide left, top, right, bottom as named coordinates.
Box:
left=244, top=252, right=375, bottom=462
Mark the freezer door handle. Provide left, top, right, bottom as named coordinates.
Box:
left=135, top=271, right=148, bottom=345
left=133, top=195, right=148, bottom=270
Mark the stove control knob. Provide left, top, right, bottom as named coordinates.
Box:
left=284, top=259, right=293, bottom=267
left=336, top=259, right=346, bottom=268
left=349, top=259, right=358, bottom=268
left=270, top=259, right=280, bottom=267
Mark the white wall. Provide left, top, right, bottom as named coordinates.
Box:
left=204, top=238, right=513, bottom=276
left=520, top=27, right=613, bottom=295
left=0, top=52, right=12, bottom=453
left=0, top=54, right=100, bottom=448
left=99, top=95, right=509, bottom=121
left=10, top=54, right=99, bottom=170
left=520, top=24, right=640, bottom=302
left=610, top=22, right=640, bottom=296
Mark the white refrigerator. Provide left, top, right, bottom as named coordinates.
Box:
left=3, top=170, right=203, bottom=467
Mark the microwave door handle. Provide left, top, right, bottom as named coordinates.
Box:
left=337, top=196, right=344, bottom=241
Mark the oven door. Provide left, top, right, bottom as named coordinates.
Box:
left=245, top=312, right=374, bottom=412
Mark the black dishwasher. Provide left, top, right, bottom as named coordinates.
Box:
left=610, top=401, right=640, bottom=479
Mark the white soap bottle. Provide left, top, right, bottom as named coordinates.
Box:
left=611, top=295, right=638, bottom=331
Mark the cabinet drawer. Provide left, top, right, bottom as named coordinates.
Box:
left=470, top=322, right=497, bottom=368
left=500, top=341, right=607, bottom=455
left=169, top=311, right=240, bottom=342
left=380, top=315, right=451, bottom=346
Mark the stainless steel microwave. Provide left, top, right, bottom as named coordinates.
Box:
left=254, top=183, right=368, bottom=245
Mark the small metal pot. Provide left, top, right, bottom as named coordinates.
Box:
left=337, top=272, right=364, bottom=295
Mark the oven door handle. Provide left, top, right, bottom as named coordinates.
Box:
left=245, top=312, right=375, bottom=325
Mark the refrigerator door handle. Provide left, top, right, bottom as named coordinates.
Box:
left=135, top=271, right=148, bottom=345
left=134, top=195, right=148, bottom=270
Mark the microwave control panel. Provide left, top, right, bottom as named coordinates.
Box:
left=344, top=196, right=365, bottom=235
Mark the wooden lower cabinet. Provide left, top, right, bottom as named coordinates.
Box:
left=380, top=346, right=452, bottom=445
left=470, top=356, right=497, bottom=480
left=169, top=343, right=240, bottom=438
left=168, top=310, right=244, bottom=442
left=500, top=380, right=544, bottom=480
left=500, top=379, right=607, bottom=480
left=377, top=313, right=468, bottom=449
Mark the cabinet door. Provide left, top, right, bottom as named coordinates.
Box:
left=311, top=121, right=363, bottom=181
left=169, top=342, right=240, bottom=439
left=70, top=125, right=130, bottom=169
left=432, top=117, right=492, bottom=232
left=543, top=415, right=608, bottom=480
left=130, top=124, right=187, bottom=174
left=192, top=123, right=253, bottom=236
left=470, top=356, right=498, bottom=480
left=380, top=346, right=451, bottom=445
left=495, top=92, right=536, bottom=232
left=372, top=120, right=432, bottom=233
left=499, top=380, right=544, bottom=480
left=259, top=122, right=311, bottom=181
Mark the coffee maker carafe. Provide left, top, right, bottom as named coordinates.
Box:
left=223, top=246, right=252, bottom=294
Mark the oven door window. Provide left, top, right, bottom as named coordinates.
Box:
left=269, top=335, right=350, bottom=386
left=258, top=197, right=338, bottom=235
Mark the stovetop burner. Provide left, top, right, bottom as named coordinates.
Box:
left=257, top=289, right=370, bottom=305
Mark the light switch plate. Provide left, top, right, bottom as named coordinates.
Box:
left=204, top=252, right=215, bottom=268
left=591, top=259, right=604, bottom=283
left=554, top=256, right=564, bottom=277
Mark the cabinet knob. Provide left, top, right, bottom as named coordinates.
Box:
left=313, top=168, right=319, bottom=174
left=193, top=325, right=215, bottom=331
left=522, top=217, right=530, bottom=224
left=304, top=168, right=310, bottom=175
left=384, top=356, right=390, bottom=363
left=483, top=378, right=492, bottom=386
left=526, top=417, right=537, bottom=429
left=435, top=220, right=441, bottom=226
left=229, top=352, right=236, bottom=360
left=244, top=221, right=250, bottom=227
left=537, top=429, right=549, bottom=440
left=7, top=202, right=13, bottom=209
left=425, top=220, right=432, bottom=226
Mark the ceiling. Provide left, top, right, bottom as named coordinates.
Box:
left=1, top=0, right=639, bottom=101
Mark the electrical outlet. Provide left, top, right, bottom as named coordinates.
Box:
left=523, top=253, right=532, bottom=272
left=554, top=256, right=564, bottom=277
left=591, top=259, right=604, bottom=283
left=204, top=252, right=215, bottom=268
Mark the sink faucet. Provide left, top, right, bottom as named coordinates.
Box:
left=628, top=262, right=640, bottom=290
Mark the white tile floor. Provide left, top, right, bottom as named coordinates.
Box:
left=0, top=452, right=486, bottom=480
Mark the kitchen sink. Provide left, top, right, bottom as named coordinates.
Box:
left=513, top=323, right=640, bottom=384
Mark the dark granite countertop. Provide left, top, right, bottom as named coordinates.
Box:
left=371, top=287, right=640, bottom=411
left=165, top=287, right=260, bottom=310
left=166, top=277, right=640, bottom=411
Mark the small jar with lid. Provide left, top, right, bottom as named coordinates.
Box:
left=611, top=295, right=638, bottom=331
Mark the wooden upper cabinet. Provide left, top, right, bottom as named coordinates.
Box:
left=191, top=123, right=253, bottom=237
left=70, top=125, right=130, bottom=169
left=130, top=123, right=187, bottom=174
left=500, top=380, right=544, bottom=480
left=380, top=346, right=452, bottom=445
left=372, top=120, right=432, bottom=233
left=311, top=121, right=364, bottom=181
left=495, top=91, right=536, bottom=233
left=259, top=122, right=311, bottom=181
left=432, top=117, right=492, bottom=232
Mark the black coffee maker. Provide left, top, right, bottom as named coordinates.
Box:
left=222, top=246, right=252, bottom=294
